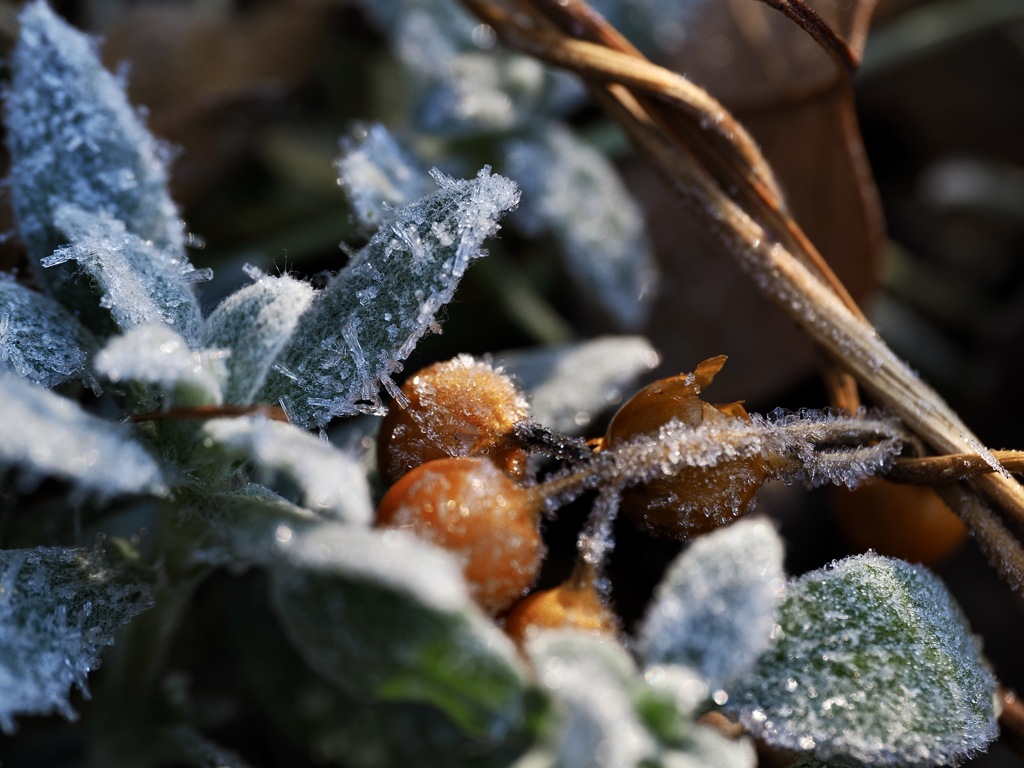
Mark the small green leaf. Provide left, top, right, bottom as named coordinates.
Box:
left=95, top=324, right=226, bottom=408
left=200, top=417, right=374, bottom=524
left=259, top=167, right=519, bottom=426
left=0, top=274, right=95, bottom=387
left=6, top=1, right=184, bottom=285
left=726, top=553, right=998, bottom=766
left=637, top=518, right=785, bottom=689
left=0, top=373, right=167, bottom=501
left=336, top=123, right=434, bottom=233
left=0, top=544, right=153, bottom=732
left=269, top=524, right=531, bottom=738
left=201, top=269, right=314, bottom=405
left=506, top=124, right=656, bottom=329
left=43, top=206, right=206, bottom=343
left=499, top=336, right=659, bottom=435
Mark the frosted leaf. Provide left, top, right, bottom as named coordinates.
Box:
left=269, top=523, right=531, bottom=737
left=506, top=125, right=657, bottom=329
left=499, top=336, right=659, bottom=435
left=637, top=518, right=785, bottom=688
left=656, top=726, right=757, bottom=768
left=260, top=167, right=519, bottom=427
left=95, top=324, right=226, bottom=408
left=200, top=271, right=314, bottom=405
left=0, top=545, right=153, bottom=732
left=6, top=1, right=183, bottom=281
left=185, top=486, right=321, bottom=571
left=726, top=554, right=998, bottom=766
left=0, top=373, right=167, bottom=501
left=0, top=274, right=94, bottom=387
left=45, top=206, right=204, bottom=343
left=522, top=631, right=658, bottom=768
left=336, top=124, right=435, bottom=232
left=201, top=417, right=374, bottom=524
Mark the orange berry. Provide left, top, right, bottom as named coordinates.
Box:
left=831, top=480, right=967, bottom=565
left=504, top=563, right=618, bottom=643
left=603, top=355, right=767, bottom=539
left=377, top=355, right=529, bottom=486
left=376, top=456, right=544, bottom=614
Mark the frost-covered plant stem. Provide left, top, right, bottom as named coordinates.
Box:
left=466, top=0, right=1024, bottom=593
left=531, top=411, right=906, bottom=511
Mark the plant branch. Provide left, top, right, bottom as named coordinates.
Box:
left=461, top=0, right=1024, bottom=591
left=754, top=0, right=860, bottom=73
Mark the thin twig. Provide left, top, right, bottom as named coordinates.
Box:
left=755, top=0, right=861, bottom=73
left=129, top=405, right=289, bottom=423
left=889, top=451, right=1024, bottom=485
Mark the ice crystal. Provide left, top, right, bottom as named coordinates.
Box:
left=43, top=206, right=206, bottom=343
left=0, top=373, right=167, bottom=500
left=269, top=523, right=530, bottom=737
left=726, top=554, right=998, bottom=766
left=0, top=545, right=153, bottom=732
left=499, top=336, right=660, bottom=435
left=336, top=124, right=435, bottom=232
left=506, top=124, right=657, bottom=329
left=201, top=270, right=314, bottom=405
left=201, top=417, right=374, bottom=524
left=637, top=518, right=785, bottom=688
left=6, top=1, right=183, bottom=281
left=94, top=324, right=227, bottom=408
left=0, top=274, right=93, bottom=387
left=260, top=167, right=519, bottom=427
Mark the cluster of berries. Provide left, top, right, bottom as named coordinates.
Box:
left=373, top=354, right=766, bottom=640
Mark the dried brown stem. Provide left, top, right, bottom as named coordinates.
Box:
left=999, top=687, right=1024, bottom=746
left=889, top=451, right=1024, bottom=485
left=754, top=0, right=861, bottom=73
left=460, top=0, right=1024, bottom=590
left=129, top=404, right=289, bottom=423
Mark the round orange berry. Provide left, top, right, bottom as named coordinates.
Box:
left=504, top=563, right=618, bottom=643
left=377, top=355, right=529, bottom=486
left=376, top=456, right=544, bottom=614
left=603, top=355, right=767, bottom=539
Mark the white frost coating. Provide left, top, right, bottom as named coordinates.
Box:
left=95, top=324, right=226, bottom=408
left=273, top=523, right=470, bottom=612
left=506, top=124, right=657, bottom=329
left=727, top=554, right=998, bottom=766
left=0, top=546, right=152, bottom=733
left=0, top=275, right=93, bottom=387
left=0, top=373, right=167, bottom=500
left=336, top=124, right=435, bottom=231
left=201, top=272, right=314, bottom=404
left=524, top=631, right=659, bottom=768
left=637, top=518, right=785, bottom=688
left=260, top=167, right=519, bottom=427
left=45, top=206, right=205, bottom=344
left=6, top=1, right=184, bottom=278
left=499, top=336, right=660, bottom=435
left=201, top=417, right=374, bottom=525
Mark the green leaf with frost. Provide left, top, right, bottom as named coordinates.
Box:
left=201, top=418, right=374, bottom=524
left=0, top=274, right=94, bottom=387
left=519, top=631, right=755, bottom=768
left=726, top=553, right=998, bottom=766
left=637, top=518, right=785, bottom=689
left=506, top=124, right=656, bottom=329
left=499, top=336, right=659, bottom=435
left=43, top=206, right=207, bottom=343
left=259, top=167, right=519, bottom=427
left=95, top=324, right=227, bottom=408
left=0, top=373, right=167, bottom=501
left=0, top=544, right=153, bottom=733
left=269, top=524, right=532, bottom=738
left=184, top=486, right=322, bottom=572
left=201, top=269, right=314, bottom=405
left=6, top=0, right=184, bottom=282
left=336, top=124, right=435, bottom=233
